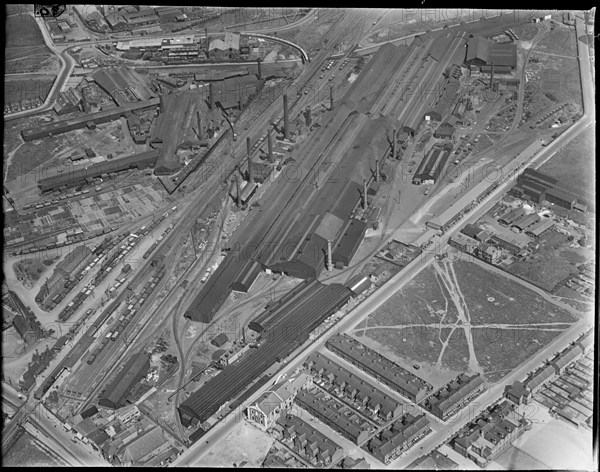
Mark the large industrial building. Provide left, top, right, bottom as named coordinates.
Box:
left=21, top=97, right=160, bottom=142
left=325, top=333, right=433, bottom=403
left=413, top=145, right=452, bottom=185
left=465, top=36, right=517, bottom=73
left=91, top=66, right=155, bottom=105
left=38, top=149, right=159, bottom=192
left=178, top=281, right=353, bottom=425
left=512, top=168, right=582, bottom=210
left=98, top=351, right=150, bottom=410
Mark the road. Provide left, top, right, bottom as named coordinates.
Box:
left=4, top=16, right=75, bottom=121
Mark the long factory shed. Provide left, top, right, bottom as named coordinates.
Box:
left=178, top=280, right=353, bottom=426
left=38, top=149, right=160, bottom=192
left=21, top=97, right=160, bottom=142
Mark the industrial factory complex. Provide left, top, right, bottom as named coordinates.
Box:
left=3, top=6, right=594, bottom=470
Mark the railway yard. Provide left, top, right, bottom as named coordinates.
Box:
left=2, top=7, right=595, bottom=470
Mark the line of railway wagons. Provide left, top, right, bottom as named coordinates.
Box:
left=86, top=265, right=166, bottom=366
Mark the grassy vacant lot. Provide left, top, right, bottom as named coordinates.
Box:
left=507, top=229, right=591, bottom=293
left=452, top=258, right=577, bottom=323
left=355, top=325, right=469, bottom=372
left=473, top=326, right=568, bottom=383
left=5, top=14, right=58, bottom=74
left=4, top=77, right=55, bottom=106
left=3, top=430, right=66, bottom=467
left=535, top=26, right=577, bottom=57
left=359, top=259, right=576, bottom=383
left=364, top=265, right=460, bottom=327
left=539, top=127, right=595, bottom=206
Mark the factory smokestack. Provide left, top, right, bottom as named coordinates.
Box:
left=392, top=128, right=397, bottom=160
left=205, top=28, right=209, bottom=47
left=247, top=137, right=253, bottom=182
left=209, top=83, right=215, bottom=110
left=490, top=61, right=495, bottom=91
left=257, top=58, right=262, bottom=80
left=235, top=170, right=241, bottom=207
left=330, top=86, right=334, bottom=111
left=363, top=179, right=368, bottom=209
left=375, top=160, right=380, bottom=183
left=196, top=111, right=202, bottom=140
left=305, top=106, right=312, bottom=127
left=283, top=93, right=289, bottom=140
left=159, top=94, right=164, bottom=113
left=267, top=130, right=273, bottom=162
left=326, top=240, right=333, bottom=271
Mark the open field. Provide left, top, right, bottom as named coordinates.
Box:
left=507, top=229, right=593, bottom=293
left=5, top=14, right=60, bottom=74
left=451, top=258, right=578, bottom=323
left=538, top=126, right=595, bottom=207
left=4, top=77, right=55, bottom=107
left=472, top=327, right=568, bottom=383
left=356, top=258, right=577, bottom=383
left=352, top=327, right=466, bottom=389
left=3, top=429, right=67, bottom=467
left=201, top=420, right=274, bottom=467
left=534, top=26, right=577, bottom=57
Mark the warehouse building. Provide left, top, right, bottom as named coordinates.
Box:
left=246, top=374, right=313, bottom=429
left=332, top=219, right=368, bottom=268
left=511, top=213, right=540, bottom=232
left=498, top=207, right=526, bottom=226
left=92, top=66, right=155, bottom=105
left=423, top=374, right=485, bottom=421
left=22, top=97, right=160, bottom=141
left=325, top=333, right=433, bottom=403
left=449, top=233, right=479, bottom=253
left=366, top=413, right=431, bottom=464
left=465, top=37, right=517, bottom=71
left=230, top=260, right=263, bottom=293
left=413, top=145, right=451, bottom=185
left=460, top=224, right=489, bottom=242
left=525, top=218, right=554, bottom=238
left=295, top=389, right=372, bottom=445
left=208, top=32, right=240, bottom=61
left=210, top=333, right=228, bottom=347
left=183, top=254, right=245, bottom=323
left=98, top=352, right=150, bottom=410
left=433, top=122, right=455, bottom=140
left=56, top=245, right=92, bottom=278
left=178, top=282, right=352, bottom=426
left=38, top=149, right=159, bottom=192
left=304, top=352, right=403, bottom=423
left=248, top=279, right=351, bottom=334
left=276, top=414, right=344, bottom=466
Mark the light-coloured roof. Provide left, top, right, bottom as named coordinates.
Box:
left=120, top=427, right=166, bottom=464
